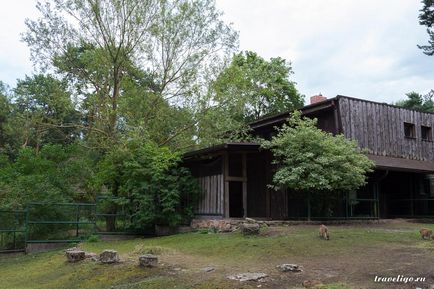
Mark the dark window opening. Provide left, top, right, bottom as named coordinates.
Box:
left=421, top=125, right=432, bottom=141
left=404, top=122, right=415, bottom=138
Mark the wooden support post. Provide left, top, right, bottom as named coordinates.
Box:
left=224, top=153, right=229, bottom=218
left=242, top=153, right=247, bottom=218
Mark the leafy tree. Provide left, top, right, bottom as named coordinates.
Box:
left=261, top=111, right=374, bottom=219
left=95, top=135, right=200, bottom=229
left=212, top=51, right=304, bottom=122
left=0, top=144, right=95, bottom=209
left=0, top=82, right=12, bottom=156
left=418, top=0, right=434, bottom=56
left=13, top=74, right=81, bottom=151
left=395, top=90, right=434, bottom=113
left=23, top=0, right=238, bottom=147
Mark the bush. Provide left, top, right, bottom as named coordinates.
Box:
left=95, top=137, right=200, bottom=229
left=87, top=234, right=100, bottom=243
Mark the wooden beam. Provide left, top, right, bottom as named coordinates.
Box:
left=224, top=152, right=229, bottom=218
left=242, top=153, right=247, bottom=218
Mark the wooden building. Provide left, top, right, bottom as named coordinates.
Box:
left=184, top=95, right=434, bottom=219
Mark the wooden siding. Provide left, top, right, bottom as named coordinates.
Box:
left=196, top=174, right=224, bottom=215
left=339, top=97, right=434, bottom=162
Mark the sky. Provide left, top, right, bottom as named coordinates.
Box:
left=0, top=0, right=433, bottom=104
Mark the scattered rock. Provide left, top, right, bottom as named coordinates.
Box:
left=227, top=273, right=268, bottom=282
left=65, top=250, right=86, bottom=263
left=276, top=263, right=303, bottom=272
left=245, top=217, right=257, bottom=223
left=139, top=254, right=158, bottom=267
left=240, top=223, right=260, bottom=235
left=302, top=280, right=323, bottom=288
left=191, top=219, right=238, bottom=232
left=201, top=267, right=215, bottom=272
left=99, top=249, right=120, bottom=264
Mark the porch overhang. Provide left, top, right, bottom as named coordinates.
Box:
left=183, top=142, right=261, bottom=160
left=368, top=154, right=434, bottom=174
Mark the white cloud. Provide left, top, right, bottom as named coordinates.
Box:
left=0, top=0, right=432, bottom=104
left=216, top=0, right=434, bottom=103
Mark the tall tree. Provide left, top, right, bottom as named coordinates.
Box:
left=23, top=0, right=238, bottom=148
left=0, top=82, right=12, bottom=157
left=13, top=74, right=81, bottom=151
left=418, top=0, right=434, bottom=55
left=212, top=51, right=304, bottom=122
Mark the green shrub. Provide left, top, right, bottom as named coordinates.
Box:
left=95, top=137, right=201, bottom=229
left=87, top=235, right=100, bottom=243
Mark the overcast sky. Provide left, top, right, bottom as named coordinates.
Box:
left=0, top=0, right=433, bottom=104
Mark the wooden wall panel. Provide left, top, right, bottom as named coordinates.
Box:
left=338, top=97, right=434, bottom=162
left=195, top=174, right=224, bottom=215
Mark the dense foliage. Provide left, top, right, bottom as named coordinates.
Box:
left=262, top=111, right=374, bottom=215
left=0, top=0, right=305, bottom=229
left=0, top=144, right=94, bottom=209
left=213, top=51, right=304, bottom=122
left=95, top=137, right=200, bottom=227
left=395, top=90, right=434, bottom=113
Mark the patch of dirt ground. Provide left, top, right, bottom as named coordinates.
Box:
left=136, top=221, right=434, bottom=289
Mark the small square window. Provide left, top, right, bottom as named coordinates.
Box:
left=421, top=125, right=432, bottom=141
left=404, top=122, right=415, bottom=138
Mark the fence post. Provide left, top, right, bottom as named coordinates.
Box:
left=24, top=205, right=29, bottom=253
left=75, top=204, right=80, bottom=237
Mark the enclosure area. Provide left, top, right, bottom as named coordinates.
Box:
left=0, top=220, right=433, bottom=289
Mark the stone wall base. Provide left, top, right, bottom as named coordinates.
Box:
left=191, top=218, right=385, bottom=231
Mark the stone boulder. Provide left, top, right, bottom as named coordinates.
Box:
left=65, top=250, right=86, bottom=263
left=277, top=263, right=303, bottom=272
left=99, top=249, right=120, bottom=264
left=240, top=223, right=260, bottom=235
left=139, top=254, right=158, bottom=267
left=227, top=272, right=268, bottom=282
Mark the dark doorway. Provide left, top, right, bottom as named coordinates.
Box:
left=229, top=181, right=244, bottom=217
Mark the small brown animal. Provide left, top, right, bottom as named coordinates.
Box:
left=319, top=224, right=330, bottom=240
left=420, top=228, right=433, bottom=239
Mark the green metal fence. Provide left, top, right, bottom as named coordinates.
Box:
left=0, top=197, right=144, bottom=253
left=0, top=210, right=27, bottom=253
left=26, top=202, right=96, bottom=244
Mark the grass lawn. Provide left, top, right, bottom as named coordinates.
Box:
left=0, top=220, right=433, bottom=289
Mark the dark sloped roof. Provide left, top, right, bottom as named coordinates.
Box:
left=183, top=142, right=261, bottom=159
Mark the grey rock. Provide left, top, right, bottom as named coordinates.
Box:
left=202, top=267, right=215, bottom=272
left=240, top=223, right=260, bottom=235
left=99, top=249, right=120, bottom=264
left=227, top=273, right=268, bottom=282
left=277, top=263, right=303, bottom=272
left=65, top=250, right=85, bottom=263
left=139, top=254, right=158, bottom=267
